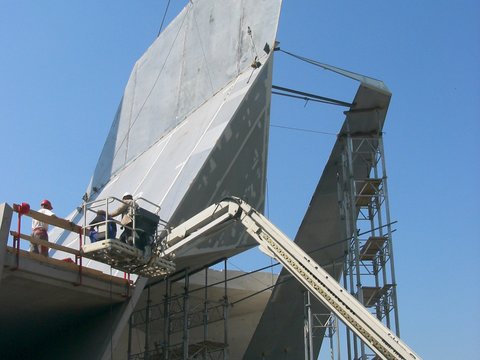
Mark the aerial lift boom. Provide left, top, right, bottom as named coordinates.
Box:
left=155, top=197, right=420, bottom=360
left=11, top=195, right=419, bottom=358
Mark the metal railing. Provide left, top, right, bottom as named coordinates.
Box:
left=8, top=201, right=134, bottom=291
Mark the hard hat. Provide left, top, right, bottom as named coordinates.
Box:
left=122, top=192, right=133, bottom=199
left=41, top=199, right=53, bottom=210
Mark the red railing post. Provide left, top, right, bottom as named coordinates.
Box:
left=123, top=272, right=131, bottom=297
left=13, top=202, right=30, bottom=270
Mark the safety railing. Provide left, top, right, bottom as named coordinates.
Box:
left=81, top=196, right=165, bottom=250
left=8, top=202, right=133, bottom=291
left=78, top=196, right=174, bottom=278
left=10, top=202, right=84, bottom=283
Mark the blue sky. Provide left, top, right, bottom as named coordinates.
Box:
left=1, top=1, right=479, bottom=359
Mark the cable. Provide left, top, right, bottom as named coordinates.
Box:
left=247, top=26, right=259, bottom=59
left=277, top=48, right=333, bottom=70
left=272, top=90, right=344, bottom=106
left=278, top=47, right=384, bottom=84
left=246, top=26, right=262, bottom=84
left=270, top=124, right=337, bottom=136
left=309, top=221, right=398, bottom=256
left=230, top=276, right=292, bottom=306
left=157, top=0, right=172, bottom=37
left=227, top=259, right=278, bottom=289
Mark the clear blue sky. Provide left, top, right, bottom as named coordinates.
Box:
left=1, top=1, right=479, bottom=359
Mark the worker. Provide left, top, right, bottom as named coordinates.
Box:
left=30, top=199, right=55, bottom=257
left=109, top=192, right=137, bottom=244
left=88, top=210, right=117, bottom=242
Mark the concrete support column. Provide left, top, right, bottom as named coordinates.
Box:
left=0, top=203, right=14, bottom=284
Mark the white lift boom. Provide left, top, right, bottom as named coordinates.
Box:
left=155, top=197, right=421, bottom=360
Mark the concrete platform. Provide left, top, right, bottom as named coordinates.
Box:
left=1, top=245, right=131, bottom=359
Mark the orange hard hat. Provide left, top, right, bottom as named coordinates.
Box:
left=41, top=199, right=53, bottom=210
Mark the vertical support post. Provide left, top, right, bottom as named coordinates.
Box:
left=371, top=141, right=390, bottom=326
left=105, top=197, right=109, bottom=240
left=223, top=259, right=229, bottom=360
left=345, top=135, right=364, bottom=308
left=303, top=293, right=308, bottom=360
left=379, top=135, right=401, bottom=336
left=145, top=285, right=151, bottom=359
left=132, top=199, right=137, bottom=248
left=344, top=132, right=363, bottom=359
left=338, top=129, right=365, bottom=359
left=342, top=262, right=352, bottom=360
left=77, top=231, right=83, bottom=285
left=337, top=160, right=353, bottom=360
left=335, top=316, right=341, bottom=360
left=0, top=204, right=13, bottom=281
left=78, top=199, right=88, bottom=284
left=328, top=316, right=334, bottom=360
left=303, top=291, right=314, bottom=360
left=163, top=277, right=170, bottom=360
left=183, top=269, right=189, bottom=360
left=307, top=293, right=314, bottom=360
left=82, top=199, right=87, bottom=247
left=123, top=272, right=131, bottom=298
left=203, top=267, right=208, bottom=360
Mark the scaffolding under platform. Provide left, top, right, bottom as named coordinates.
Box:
left=82, top=240, right=176, bottom=278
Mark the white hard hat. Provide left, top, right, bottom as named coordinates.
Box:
left=122, top=192, right=133, bottom=200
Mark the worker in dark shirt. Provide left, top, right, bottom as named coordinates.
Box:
left=88, top=210, right=117, bottom=243
left=110, top=192, right=137, bottom=244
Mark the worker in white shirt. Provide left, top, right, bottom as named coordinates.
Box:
left=30, top=199, right=55, bottom=257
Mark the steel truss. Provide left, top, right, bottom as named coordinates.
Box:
left=337, top=130, right=400, bottom=360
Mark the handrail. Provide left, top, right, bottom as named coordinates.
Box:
left=10, top=231, right=81, bottom=256
left=12, top=203, right=84, bottom=283
left=9, top=202, right=134, bottom=292
left=136, top=196, right=161, bottom=214
left=13, top=204, right=82, bottom=233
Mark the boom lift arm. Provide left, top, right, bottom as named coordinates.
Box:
left=155, top=197, right=420, bottom=360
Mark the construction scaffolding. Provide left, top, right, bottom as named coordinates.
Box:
left=127, top=195, right=419, bottom=360
left=304, top=291, right=341, bottom=360
left=336, top=125, right=400, bottom=359
left=128, top=263, right=230, bottom=360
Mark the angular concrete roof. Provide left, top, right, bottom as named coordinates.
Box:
left=49, top=0, right=282, bottom=277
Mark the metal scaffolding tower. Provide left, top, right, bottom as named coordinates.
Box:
left=337, top=127, right=400, bottom=360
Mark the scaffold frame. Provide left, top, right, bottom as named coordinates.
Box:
left=128, top=262, right=230, bottom=360
left=337, top=126, right=400, bottom=360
